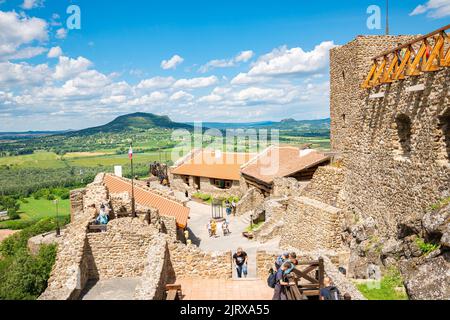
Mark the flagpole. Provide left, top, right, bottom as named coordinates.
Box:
left=386, top=0, right=389, bottom=35
left=130, top=143, right=136, bottom=218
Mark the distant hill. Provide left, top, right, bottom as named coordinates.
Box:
left=64, top=112, right=194, bottom=136
left=190, top=118, right=330, bottom=130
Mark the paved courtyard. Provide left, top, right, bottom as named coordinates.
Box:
left=80, top=278, right=141, bottom=300
left=178, top=278, right=274, bottom=300
left=177, top=192, right=281, bottom=279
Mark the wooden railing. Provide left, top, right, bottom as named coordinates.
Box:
left=285, top=257, right=325, bottom=300
left=362, top=24, right=450, bottom=89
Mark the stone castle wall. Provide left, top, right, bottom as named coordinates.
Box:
left=301, top=166, right=344, bottom=206
left=330, top=35, right=450, bottom=237
left=168, top=242, right=232, bottom=279
left=235, top=187, right=264, bottom=216
left=84, top=218, right=161, bottom=280
left=279, top=197, right=343, bottom=251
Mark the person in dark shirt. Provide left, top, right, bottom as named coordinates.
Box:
left=320, top=277, right=342, bottom=300
left=233, top=247, right=248, bottom=278
left=272, top=262, right=291, bottom=300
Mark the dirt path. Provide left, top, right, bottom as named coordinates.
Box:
left=0, top=229, right=18, bottom=242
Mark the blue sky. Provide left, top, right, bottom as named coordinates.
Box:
left=0, top=0, right=449, bottom=131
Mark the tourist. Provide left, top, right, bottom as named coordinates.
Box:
left=289, top=252, right=299, bottom=266
left=397, top=42, right=406, bottom=65
left=272, top=262, right=291, bottom=300
left=320, top=277, right=342, bottom=300
left=210, top=220, right=217, bottom=237
left=222, top=221, right=230, bottom=236
left=96, top=204, right=109, bottom=225
left=231, top=199, right=237, bottom=215
left=275, top=252, right=289, bottom=270
left=233, top=247, right=248, bottom=278
left=207, top=221, right=212, bottom=237
left=225, top=200, right=232, bottom=216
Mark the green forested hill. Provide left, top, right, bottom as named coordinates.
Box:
left=65, top=112, right=193, bottom=136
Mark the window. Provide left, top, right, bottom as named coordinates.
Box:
left=342, top=70, right=346, bottom=80
left=211, top=179, right=232, bottom=189
left=182, top=175, right=190, bottom=186
left=439, top=109, right=450, bottom=161
left=342, top=114, right=346, bottom=128
left=395, top=114, right=412, bottom=157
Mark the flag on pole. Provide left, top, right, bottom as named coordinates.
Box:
left=128, top=146, right=133, bottom=160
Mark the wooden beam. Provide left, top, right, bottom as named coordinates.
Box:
left=423, top=35, right=444, bottom=72
left=407, top=42, right=426, bottom=76
left=374, top=23, right=450, bottom=59
left=362, top=63, right=377, bottom=88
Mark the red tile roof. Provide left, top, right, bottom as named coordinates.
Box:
left=241, top=146, right=330, bottom=185
left=171, top=150, right=256, bottom=181
left=104, top=174, right=190, bottom=229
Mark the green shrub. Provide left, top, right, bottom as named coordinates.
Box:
left=7, top=208, right=20, bottom=221
left=193, top=192, right=212, bottom=202
left=0, top=244, right=57, bottom=300
left=415, top=238, right=440, bottom=255
left=0, top=218, right=61, bottom=258
left=355, top=267, right=408, bottom=300
left=430, top=197, right=450, bottom=211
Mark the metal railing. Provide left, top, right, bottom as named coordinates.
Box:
left=362, top=24, right=450, bottom=89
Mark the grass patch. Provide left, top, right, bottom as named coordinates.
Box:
left=415, top=238, right=440, bottom=255
left=245, top=221, right=264, bottom=232
left=430, top=197, right=450, bottom=211
left=0, top=197, right=70, bottom=230
left=192, top=192, right=212, bottom=204
left=355, top=267, right=408, bottom=300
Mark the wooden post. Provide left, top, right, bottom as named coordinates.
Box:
left=318, top=257, right=325, bottom=290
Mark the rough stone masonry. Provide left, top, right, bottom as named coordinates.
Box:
left=330, top=34, right=450, bottom=299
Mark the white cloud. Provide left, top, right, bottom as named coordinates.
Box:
left=161, top=54, right=184, bottom=70
left=136, top=76, right=175, bottom=90
left=410, top=0, right=450, bottom=18
left=21, top=0, right=44, bottom=10
left=7, top=46, right=47, bottom=60
left=54, top=56, right=92, bottom=80
left=47, top=46, right=62, bottom=58
left=199, top=50, right=254, bottom=73
left=0, top=11, right=48, bottom=60
left=170, top=91, right=194, bottom=101
left=247, top=41, right=336, bottom=77
left=55, top=28, right=67, bottom=39
left=174, top=76, right=218, bottom=89
left=0, top=61, right=50, bottom=88
left=235, top=50, right=254, bottom=63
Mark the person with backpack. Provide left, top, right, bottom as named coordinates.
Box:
left=275, top=252, right=289, bottom=270
left=320, top=277, right=342, bottom=300
left=271, top=262, right=291, bottom=300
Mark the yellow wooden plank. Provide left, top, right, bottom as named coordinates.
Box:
left=362, top=63, right=377, bottom=88
left=407, top=43, right=426, bottom=76
left=394, top=48, right=411, bottom=80
left=424, top=36, right=444, bottom=72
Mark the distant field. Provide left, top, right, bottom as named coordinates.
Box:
left=65, top=151, right=175, bottom=167
left=0, top=197, right=70, bottom=230
left=0, top=151, right=66, bottom=169
left=0, top=150, right=177, bottom=169
left=63, top=151, right=114, bottom=158
left=19, top=197, right=70, bottom=221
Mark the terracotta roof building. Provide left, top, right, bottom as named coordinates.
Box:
left=170, top=149, right=257, bottom=198
left=104, top=174, right=190, bottom=229
left=240, top=146, right=331, bottom=193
